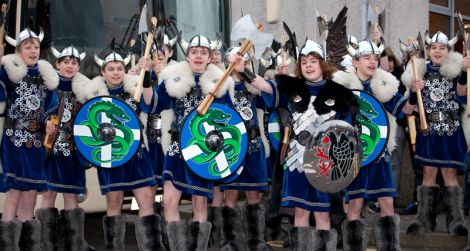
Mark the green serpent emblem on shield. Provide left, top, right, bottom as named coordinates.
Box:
left=357, top=96, right=381, bottom=160
left=188, top=108, right=242, bottom=176
left=79, top=101, right=134, bottom=164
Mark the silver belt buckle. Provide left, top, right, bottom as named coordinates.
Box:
left=429, top=112, right=448, bottom=122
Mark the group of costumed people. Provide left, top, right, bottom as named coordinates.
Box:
left=1, top=4, right=470, bottom=251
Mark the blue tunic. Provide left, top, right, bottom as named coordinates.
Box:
left=44, top=77, right=87, bottom=194
left=414, top=63, right=467, bottom=171
left=148, top=74, right=233, bottom=199
left=345, top=78, right=406, bottom=201
left=219, top=82, right=268, bottom=191
left=0, top=65, right=58, bottom=192
left=96, top=84, right=157, bottom=194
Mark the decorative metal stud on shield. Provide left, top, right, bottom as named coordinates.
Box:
left=73, top=96, right=141, bottom=168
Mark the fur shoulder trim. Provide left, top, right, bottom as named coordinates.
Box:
left=462, top=105, right=470, bottom=148
left=200, top=64, right=234, bottom=100
left=87, top=76, right=110, bottom=99
left=256, top=108, right=270, bottom=158
left=123, top=74, right=139, bottom=95
left=370, top=69, right=399, bottom=103
left=2, top=54, right=28, bottom=83
left=387, top=112, right=398, bottom=151
left=139, top=112, right=149, bottom=150
left=160, top=61, right=195, bottom=99
left=71, top=72, right=96, bottom=104
left=332, top=70, right=363, bottom=90
left=401, top=58, right=426, bottom=88
left=38, top=60, right=59, bottom=90
left=440, top=51, right=463, bottom=80
left=160, top=109, right=174, bottom=155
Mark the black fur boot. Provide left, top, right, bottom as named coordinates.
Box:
left=36, top=207, right=58, bottom=251
left=406, top=186, right=439, bottom=234
left=208, top=206, right=222, bottom=247
left=102, top=215, right=126, bottom=251
left=329, top=192, right=346, bottom=249
left=187, top=221, right=212, bottom=251
left=134, top=214, right=165, bottom=251
left=0, top=220, right=22, bottom=251
left=245, top=203, right=271, bottom=251
left=220, top=206, right=245, bottom=250
left=443, top=186, right=468, bottom=236
left=342, top=218, right=367, bottom=251
left=312, top=229, right=337, bottom=251
left=166, top=221, right=188, bottom=251
left=19, top=219, right=41, bottom=251
left=374, top=215, right=401, bottom=251
left=288, top=227, right=312, bottom=250
left=154, top=202, right=170, bottom=250
left=62, top=208, right=95, bottom=251
left=464, top=232, right=470, bottom=251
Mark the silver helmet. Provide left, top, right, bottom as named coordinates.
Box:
left=348, top=40, right=384, bottom=58
left=425, top=31, right=458, bottom=47
left=51, top=45, right=86, bottom=61
left=5, top=28, right=44, bottom=47
left=298, top=39, right=325, bottom=59
left=180, top=35, right=213, bottom=52
left=94, top=52, right=131, bottom=67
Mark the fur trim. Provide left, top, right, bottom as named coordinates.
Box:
left=387, top=112, right=398, bottom=152
left=0, top=102, right=5, bottom=173
left=139, top=113, right=149, bottom=150
left=374, top=215, right=401, bottom=251
left=401, top=58, right=426, bottom=89
left=312, top=229, right=338, bottom=251
left=275, top=74, right=311, bottom=113
left=289, top=227, right=313, bottom=250
left=61, top=208, right=94, bottom=250
left=406, top=186, right=439, bottom=234
left=370, top=69, right=400, bottom=103
left=313, top=80, right=359, bottom=115
left=87, top=74, right=139, bottom=99
left=220, top=206, right=245, bottom=250
left=257, top=108, right=270, bottom=158
left=461, top=105, right=470, bottom=148
left=442, top=186, right=468, bottom=236
left=160, top=109, right=174, bottom=155
left=19, top=219, right=41, bottom=251
left=36, top=208, right=58, bottom=251
left=87, top=76, right=111, bottom=100
left=38, top=60, right=59, bottom=90
left=187, top=221, right=212, bottom=251
left=244, top=203, right=270, bottom=250
left=342, top=218, right=367, bottom=251
left=69, top=72, right=94, bottom=104
left=161, top=61, right=234, bottom=100
left=2, top=54, right=59, bottom=90
left=0, top=220, right=22, bottom=250
left=208, top=206, right=222, bottom=248
left=441, top=52, right=463, bottom=80
left=166, top=221, right=188, bottom=251
left=134, top=214, right=163, bottom=250
left=102, top=215, right=126, bottom=250
left=332, top=70, right=363, bottom=90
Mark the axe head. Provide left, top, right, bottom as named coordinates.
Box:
left=230, top=15, right=273, bottom=59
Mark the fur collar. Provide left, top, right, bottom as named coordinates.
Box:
left=2, top=54, right=59, bottom=90
left=70, top=72, right=96, bottom=104
left=440, top=51, right=463, bottom=80
left=401, top=58, right=426, bottom=89
left=160, top=61, right=234, bottom=100
left=88, top=74, right=139, bottom=98
left=333, top=69, right=399, bottom=103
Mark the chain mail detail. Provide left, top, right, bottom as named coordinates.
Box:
left=5, top=75, right=48, bottom=148
left=285, top=96, right=336, bottom=173
left=233, top=88, right=261, bottom=153
left=423, top=72, right=460, bottom=136
left=148, top=114, right=162, bottom=144
left=52, top=90, right=80, bottom=156
left=167, top=141, right=180, bottom=156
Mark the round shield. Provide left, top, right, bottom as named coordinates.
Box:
left=268, top=111, right=281, bottom=152
left=219, top=164, right=245, bottom=184
left=303, top=120, right=361, bottom=193
left=352, top=90, right=389, bottom=167
left=180, top=102, right=249, bottom=180
left=73, top=96, right=141, bottom=168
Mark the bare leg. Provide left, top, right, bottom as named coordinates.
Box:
left=192, top=195, right=208, bottom=222
left=133, top=186, right=155, bottom=217
left=224, top=190, right=239, bottom=208
left=1, top=189, right=21, bottom=221
left=346, top=198, right=364, bottom=221
left=294, top=207, right=310, bottom=227
left=40, top=191, right=57, bottom=208
left=378, top=197, right=395, bottom=217
left=17, top=190, right=37, bottom=221
left=63, top=193, right=79, bottom=211
left=105, top=191, right=124, bottom=217
left=162, top=181, right=182, bottom=222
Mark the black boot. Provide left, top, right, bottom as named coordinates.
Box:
left=312, top=229, right=338, bottom=251
left=19, top=219, right=41, bottom=251
left=342, top=219, right=367, bottom=251
left=166, top=221, right=188, bottom=251
left=36, top=208, right=58, bottom=251
left=187, top=221, right=212, bottom=251
left=442, top=186, right=468, bottom=236
left=0, top=220, right=22, bottom=251
left=220, top=206, right=245, bottom=251
left=245, top=203, right=271, bottom=251
left=102, top=215, right=126, bottom=251
left=288, top=227, right=312, bottom=250
left=406, top=186, right=439, bottom=234
left=154, top=202, right=170, bottom=250
left=208, top=206, right=222, bottom=247
left=62, top=208, right=95, bottom=251
left=134, top=214, right=165, bottom=251
left=374, top=215, right=401, bottom=251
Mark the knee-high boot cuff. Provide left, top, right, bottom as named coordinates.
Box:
left=312, top=229, right=338, bottom=251
left=62, top=208, right=95, bottom=251
left=36, top=207, right=58, bottom=251
left=443, top=186, right=468, bottom=236
left=0, top=220, right=22, bottom=251
left=208, top=206, right=222, bottom=247
left=102, top=215, right=126, bottom=251
left=374, top=215, right=401, bottom=251
left=245, top=203, right=271, bottom=250
left=289, top=226, right=313, bottom=251
left=406, top=185, right=439, bottom=234
left=188, top=221, right=212, bottom=251
left=166, top=221, right=188, bottom=251
left=135, top=214, right=164, bottom=251
left=220, top=206, right=245, bottom=251
left=19, top=219, right=41, bottom=251
left=342, top=218, right=367, bottom=251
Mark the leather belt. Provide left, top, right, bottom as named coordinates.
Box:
left=5, top=118, right=43, bottom=132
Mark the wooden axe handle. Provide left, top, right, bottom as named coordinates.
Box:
left=197, top=23, right=263, bottom=115
left=134, top=31, right=154, bottom=101
left=411, top=55, right=428, bottom=131
left=406, top=115, right=417, bottom=152
left=279, top=125, right=290, bottom=163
